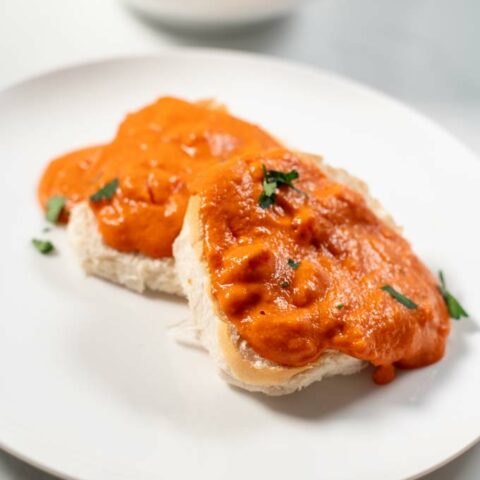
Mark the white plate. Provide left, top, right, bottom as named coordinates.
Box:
left=0, top=49, right=479, bottom=480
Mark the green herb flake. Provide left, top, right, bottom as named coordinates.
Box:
left=32, top=238, right=54, bottom=255
left=288, top=258, right=301, bottom=269
left=265, top=168, right=299, bottom=186
left=438, top=271, right=468, bottom=320
left=90, top=178, right=119, bottom=202
left=263, top=179, right=277, bottom=197
left=45, top=196, right=65, bottom=224
left=258, top=164, right=304, bottom=208
left=336, top=303, right=344, bottom=310
left=381, top=285, right=417, bottom=310
left=259, top=191, right=276, bottom=209
left=280, top=281, right=290, bottom=288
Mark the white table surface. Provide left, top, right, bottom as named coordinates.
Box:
left=0, top=0, right=478, bottom=478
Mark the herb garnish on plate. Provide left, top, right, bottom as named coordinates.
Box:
left=32, top=239, right=54, bottom=255
left=46, top=196, right=65, bottom=224
left=438, top=271, right=468, bottom=320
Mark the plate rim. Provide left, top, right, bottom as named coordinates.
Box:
left=1, top=47, right=479, bottom=167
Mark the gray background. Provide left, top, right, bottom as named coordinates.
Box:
left=0, top=0, right=478, bottom=478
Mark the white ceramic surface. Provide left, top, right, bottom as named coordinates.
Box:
left=0, top=50, right=478, bottom=480
left=121, top=0, right=304, bottom=27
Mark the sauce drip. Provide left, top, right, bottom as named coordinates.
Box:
left=195, top=149, right=450, bottom=381
left=38, top=97, right=280, bottom=257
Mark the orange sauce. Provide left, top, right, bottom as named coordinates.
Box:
left=195, top=149, right=450, bottom=381
left=37, top=97, right=280, bottom=257
left=38, top=145, right=104, bottom=222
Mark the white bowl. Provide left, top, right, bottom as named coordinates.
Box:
left=122, top=0, right=305, bottom=28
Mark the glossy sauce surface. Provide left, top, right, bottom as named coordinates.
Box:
left=38, top=97, right=280, bottom=257
left=196, top=149, right=450, bottom=381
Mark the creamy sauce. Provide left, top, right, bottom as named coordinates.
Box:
left=38, top=97, right=280, bottom=257
left=38, top=98, right=450, bottom=383
left=195, top=149, right=450, bottom=382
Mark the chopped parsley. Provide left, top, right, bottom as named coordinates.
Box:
left=90, top=178, right=119, bottom=202
left=45, top=196, right=65, bottom=224
left=32, top=238, right=54, bottom=255
left=336, top=303, right=344, bottom=310
left=288, top=258, right=301, bottom=269
left=438, top=271, right=468, bottom=320
left=259, top=164, right=304, bottom=208
left=280, top=281, right=290, bottom=288
left=381, top=285, right=417, bottom=310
